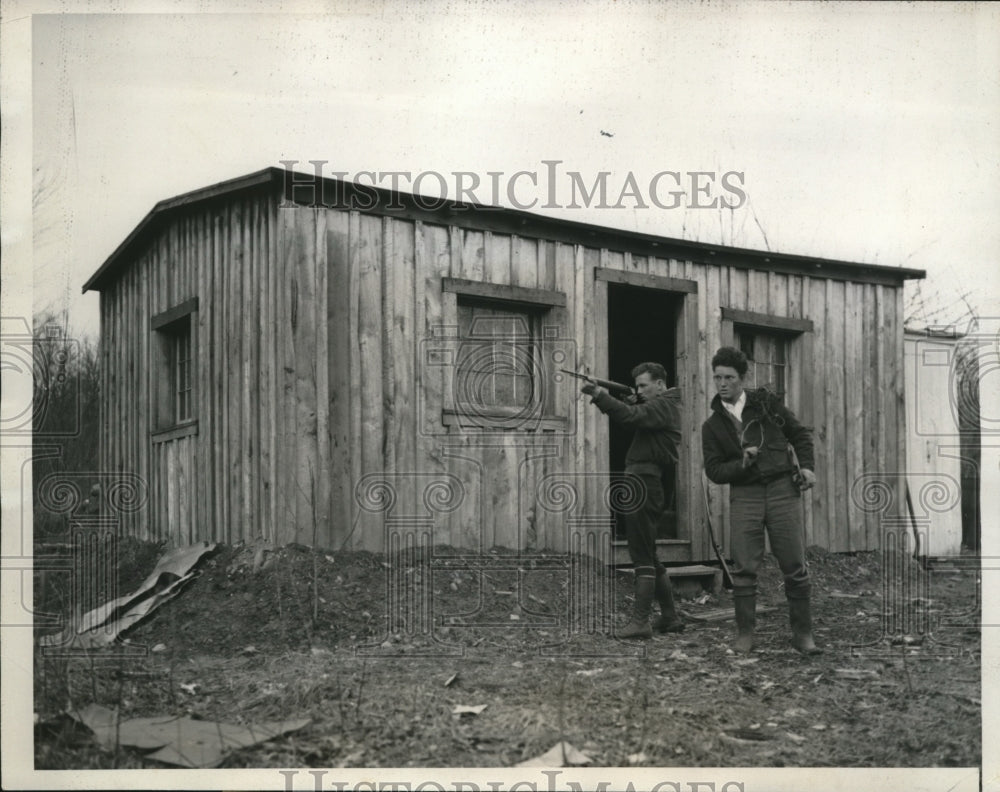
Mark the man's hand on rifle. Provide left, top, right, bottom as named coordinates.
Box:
left=580, top=380, right=607, bottom=400
left=794, top=468, right=816, bottom=491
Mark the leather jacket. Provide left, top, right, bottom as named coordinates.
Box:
left=702, top=388, right=814, bottom=485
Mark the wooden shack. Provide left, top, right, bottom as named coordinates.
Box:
left=83, top=166, right=925, bottom=564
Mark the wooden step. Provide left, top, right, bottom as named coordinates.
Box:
left=613, top=563, right=720, bottom=576
left=614, top=563, right=725, bottom=594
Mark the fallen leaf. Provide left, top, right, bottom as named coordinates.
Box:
left=834, top=668, right=879, bottom=680
left=516, top=741, right=593, bottom=767
left=452, top=705, right=487, bottom=716
left=574, top=668, right=604, bottom=677
left=785, top=731, right=806, bottom=743
left=721, top=729, right=772, bottom=743
left=444, top=673, right=458, bottom=687
left=627, top=752, right=648, bottom=765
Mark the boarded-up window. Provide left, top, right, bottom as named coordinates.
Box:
left=455, top=301, right=539, bottom=413
left=736, top=328, right=787, bottom=397
left=439, top=278, right=568, bottom=431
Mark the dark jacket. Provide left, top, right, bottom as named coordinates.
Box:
left=592, top=388, right=681, bottom=471
left=702, top=388, right=814, bottom=485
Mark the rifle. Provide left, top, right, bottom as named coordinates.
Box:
left=787, top=443, right=813, bottom=491
left=559, top=369, right=636, bottom=399
left=701, top=472, right=735, bottom=590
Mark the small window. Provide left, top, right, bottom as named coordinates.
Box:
left=151, top=299, right=198, bottom=434
left=170, top=317, right=194, bottom=422
left=439, top=278, right=568, bottom=431
left=455, top=301, right=539, bottom=413
left=736, top=328, right=787, bottom=397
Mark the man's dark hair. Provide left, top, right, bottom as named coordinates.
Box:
left=711, top=346, right=749, bottom=377
left=631, top=361, right=668, bottom=384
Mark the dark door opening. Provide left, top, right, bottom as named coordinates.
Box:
left=607, top=284, right=683, bottom=542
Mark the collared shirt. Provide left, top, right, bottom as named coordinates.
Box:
left=721, top=390, right=746, bottom=424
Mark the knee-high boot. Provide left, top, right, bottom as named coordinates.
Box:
left=617, top=567, right=655, bottom=639
left=732, top=585, right=756, bottom=653
left=788, top=595, right=822, bottom=655
left=653, top=568, right=684, bottom=633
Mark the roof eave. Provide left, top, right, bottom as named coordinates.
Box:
left=83, top=166, right=928, bottom=292
left=82, top=168, right=280, bottom=293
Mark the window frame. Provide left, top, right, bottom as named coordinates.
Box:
left=150, top=298, right=199, bottom=442
left=440, top=278, right=568, bottom=431
left=736, top=328, right=789, bottom=397
left=454, top=300, right=541, bottom=415
left=720, top=306, right=813, bottom=404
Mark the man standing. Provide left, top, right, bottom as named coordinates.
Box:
left=582, top=362, right=684, bottom=639
left=702, top=346, right=821, bottom=655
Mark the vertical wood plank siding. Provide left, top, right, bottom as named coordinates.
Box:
left=100, top=188, right=907, bottom=556
left=101, top=192, right=279, bottom=545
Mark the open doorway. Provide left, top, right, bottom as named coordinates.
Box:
left=607, top=283, right=684, bottom=542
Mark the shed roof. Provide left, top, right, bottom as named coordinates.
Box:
left=83, top=166, right=926, bottom=292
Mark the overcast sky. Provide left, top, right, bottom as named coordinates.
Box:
left=19, top=1, right=1000, bottom=338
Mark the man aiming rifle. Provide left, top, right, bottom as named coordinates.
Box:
left=577, top=362, right=684, bottom=639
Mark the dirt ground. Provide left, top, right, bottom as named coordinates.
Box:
left=33, top=537, right=981, bottom=769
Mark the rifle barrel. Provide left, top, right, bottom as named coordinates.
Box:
left=559, top=369, right=633, bottom=395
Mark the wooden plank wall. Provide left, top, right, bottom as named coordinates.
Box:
left=710, top=272, right=906, bottom=553
left=296, top=210, right=591, bottom=552
left=100, top=191, right=281, bottom=546
left=668, top=264, right=904, bottom=557
left=100, top=188, right=907, bottom=557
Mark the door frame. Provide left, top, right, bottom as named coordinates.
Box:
left=593, top=267, right=698, bottom=564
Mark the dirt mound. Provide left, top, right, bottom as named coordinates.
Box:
left=33, top=538, right=981, bottom=770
